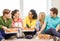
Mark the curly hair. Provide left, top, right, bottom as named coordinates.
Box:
left=30, top=9, right=37, bottom=19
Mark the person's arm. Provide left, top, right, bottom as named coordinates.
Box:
left=3, top=19, right=12, bottom=31
left=2, top=26, right=11, bottom=32
left=23, top=17, right=27, bottom=28
left=8, top=18, right=12, bottom=28
left=0, top=24, right=2, bottom=29
left=0, top=18, right=7, bottom=30
left=21, top=20, right=23, bottom=28
left=0, top=18, right=3, bottom=29
left=56, top=25, right=60, bottom=32
left=56, top=20, right=60, bottom=32
left=38, top=16, right=48, bottom=33
left=35, top=20, right=40, bottom=31
left=0, top=20, right=8, bottom=30
left=39, top=22, right=46, bottom=33
left=2, top=26, right=8, bottom=30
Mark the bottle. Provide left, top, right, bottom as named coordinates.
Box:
left=17, top=22, right=23, bottom=38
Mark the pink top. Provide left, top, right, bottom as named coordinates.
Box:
left=12, top=18, right=23, bottom=27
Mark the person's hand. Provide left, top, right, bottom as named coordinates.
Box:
left=39, top=31, right=41, bottom=34
left=36, top=31, right=41, bottom=35
left=6, top=29, right=10, bottom=32
left=2, top=26, right=11, bottom=32
left=2, top=26, right=8, bottom=30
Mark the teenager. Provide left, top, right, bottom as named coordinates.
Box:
left=39, top=8, right=60, bottom=38
left=36, top=12, right=45, bottom=31
left=11, top=9, right=23, bottom=38
left=23, top=9, right=37, bottom=37
left=0, top=9, right=13, bottom=40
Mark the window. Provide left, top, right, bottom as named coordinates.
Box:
left=0, top=0, right=51, bottom=19
left=0, top=0, right=20, bottom=16
left=23, top=0, right=51, bottom=18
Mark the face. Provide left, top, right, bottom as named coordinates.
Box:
left=39, top=14, right=42, bottom=20
left=50, top=11, right=56, bottom=17
left=28, top=12, right=33, bottom=19
left=13, top=11, right=20, bottom=19
left=39, top=13, right=45, bottom=20
left=50, top=11, right=54, bottom=17
left=5, top=12, right=11, bottom=19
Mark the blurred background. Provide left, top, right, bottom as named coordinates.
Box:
left=0, top=0, right=60, bottom=18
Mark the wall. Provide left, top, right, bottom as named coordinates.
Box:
left=51, top=0, right=60, bottom=16
left=0, top=0, right=20, bottom=16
